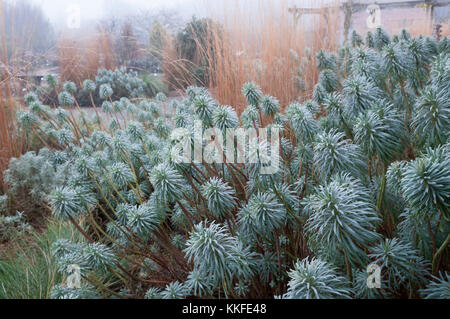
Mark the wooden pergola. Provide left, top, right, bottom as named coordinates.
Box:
left=289, top=0, right=450, bottom=41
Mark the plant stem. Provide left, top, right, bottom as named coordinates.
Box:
left=432, top=233, right=450, bottom=275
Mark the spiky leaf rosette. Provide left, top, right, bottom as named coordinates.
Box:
left=155, top=92, right=167, bottom=102
left=382, top=42, right=414, bottom=81
left=185, top=270, right=213, bottom=297
left=285, top=103, right=318, bottom=143
left=316, top=50, right=337, bottom=71
left=213, top=106, right=239, bottom=131
left=28, top=101, right=48, bottom=117
left=318, top=69, right=339, bottom=93
left=24, top=91, right=39, bottom=106
left=260, top=95, right=280, bottom=117
left=58, top=91, right=74, bottom=106
left=313, top=129, right=366, bottom=180
left=193, top=94, right=215, bottom=127
left=369, top=238, right=429, bottom=293
left=351, top=30, right=363, bottom=47
left=352, top=269, right=390, bottom=299
left=56, top=128, right=74, bottom=145
left=126, top=202, right=162, bottom=239
left=342, top=75, right=385, bottom=117
left=161, top=281, right=189, bottom=299
left=125, top=121, right=145, bottom=141
left=83, top=79, right=96, bottom=92
left=366, top=31, right=375, bottom=48
left=413, top=85, right=449, bottom=146
left=44, top=74, right=58, bottom=88
left=51, top=285, right=100, bottom=299
left=184, top=221, right=254, bottom=291
left=397, top=207, right=437, bottom=260
left=145, top=288, right=162, bottom=299
left=386, top=161, right=407, bottom=196
left=304, top=173, right=381, bottom=266
left=302, top=100, right=320, bottom=115
left=63, top=81, right=77, bottom=95
left=312, top=83, right=327, bottom=105
left=400, top=149, right=450, bottom=220
left=242, top=82, right=262, bottom=107
left=106, top=163, right=134, bottom=189
left=374, top=27, right=390, bottom=51
left=255, top=252, right=280, bottom=284
left=281, top=258, right=352, bottom=299
left=420, top=272, right=450, bottom=299
left=240, top=105, right=259, bottom=128
left=83, top=242, right=117, bottom=271
left=237, top=192, right=286, bottom=241
left=201, top=177, right=236, bottom=220
left=350, top=48, right=381, bottom=80
left=49, top=186, right=96, bottom=220
left=16, top=110, right=38, bottom=130
left=354, top=110, right=403, bottom=162
left=99, top=83, right=113, bottom=100
left=322, top=92, right=344, bottom=120
left=150, top=164, right=185, bottom=203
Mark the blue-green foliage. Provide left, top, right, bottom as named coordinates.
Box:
left=6, top=29, right=450, bottom=299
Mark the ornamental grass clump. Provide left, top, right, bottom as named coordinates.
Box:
left=4, top=29, right=449, bottom=299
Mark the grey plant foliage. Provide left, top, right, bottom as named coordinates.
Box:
left=51, top=239, right=117, bottom=275
left=51, top=285, right=100, bottom=299
left=304, top=173, right=381, bottom=267
left=242, top=82, right=262, bottom=107
left=83, top=79, right=96, bottom=93
left=4, top=150, right=68, bottom=210
left=238, top=192, right=287, bottom=241
left=58, top=91, right=74, bottom=106
left=413, top=85, right=449, bottom=145
left=44, top=74, right=58, bottom=88
left=313, top=129, right=366, bottom=180
left=420, top=272, right=450, bottom=299
left=184, top=221, right=255, bottom=293
left=193, top=93, right=216, bottom=127
left=213, top=106, right=239, bottom=131
left=63, top=81, right=77, bottom=95
left=285, top=103, right=318, bottom=143
left=161, top=281, right=189, bottom=299
left=400, top=147, right=450, bottom=219
left=201, top=177, right=236, bottom=220
left=316, top=50, right=337, bottom=71
left=49, top=186, right=96, bottom=220
left=374, top=27, right=390, bottom=51
left=150, top=164, right=185, bottom=203
left=281, top=258, right=352, bottom=299
left=319, top=69, right=339, bottom=93
left=260, top=95, right=280, bottom=117
left=145, top=287, right=163, bottom=299
left=354, top=108, right=403, bottom=162
left=7, top=28, right=450, bottom=299
left=352, top=268, right=390, bottom=299
left=99, top=83, right=114, bottom=100
left=351, top=30, right=363, bottom=48
left=369, top=238, right=429, bottom=294
left=240, top=105, right=259, bottom=128
left=342, top=75, right=385, bottom=117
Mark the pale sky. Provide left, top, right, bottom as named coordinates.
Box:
left=28, top=0, right=340, bottom=31
left=30, top=0, right=204, bottom=27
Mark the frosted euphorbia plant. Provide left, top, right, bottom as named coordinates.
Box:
left=6, top=28, right=449, bottom=299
